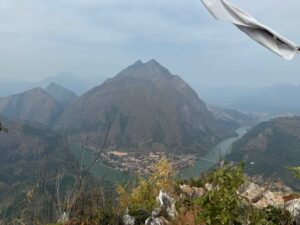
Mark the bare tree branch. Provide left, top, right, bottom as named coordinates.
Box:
left=83, top=122, right=112, bottom=179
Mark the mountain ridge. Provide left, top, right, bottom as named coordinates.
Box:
left=0, top=87, right=62, bottom=125
left=0, top=116, right=74, bottom=218
left=45, top=82, right=77, bottom=105
left=55, top=60, right=230, bottom=153
left=227, top=116, right=300, bottom=190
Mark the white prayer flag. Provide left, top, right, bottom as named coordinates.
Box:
left=202, top=0, right=300, bottom=60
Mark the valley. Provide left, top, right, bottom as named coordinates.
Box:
left=2, top=1, right=300, bottom=223
left=1, top=59, right=300, bottom=224
left=69, top=127, right=249, bottom=183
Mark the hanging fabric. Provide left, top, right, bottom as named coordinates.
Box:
left=202, top=0, right=300, bottom=60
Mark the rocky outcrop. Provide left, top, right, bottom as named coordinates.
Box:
left=179, top=184, right=205, bottom=198
left=180, top=181, right=300, bottom=224
left=123, top=209, right=135, bottom=225
left=285, top=199, right=300, bottom=225
left=239, top=182, right=265, bottom=203
left=145, top=191, right=178, bottom=225
left=239, top=182, right=300, bottom=224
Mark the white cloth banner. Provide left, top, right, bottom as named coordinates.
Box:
left=202, top=0, right=300, bottom=60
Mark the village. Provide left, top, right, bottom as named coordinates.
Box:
left=99, top=151, right=197, bottom=175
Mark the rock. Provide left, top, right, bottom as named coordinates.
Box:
left=254, top=191, right=284, bottom=209
left=239, top=183, right=264, bottom=203
left=204, top=183, right=213, bottom=191
left=283, top=194, right=300, bottom=203
left=145, top=217, right=168, bottom=225
left=285, top=199, right=300, bottom=225
left=158, top=191, right=178, bottom=220
left=58, top=212, right=69, bottom=223
left=194, top=187, right=205, bottom=197
left=180, top=184, right=205, bottom=197
left=151, top=208, right=161, bottom=218
left=180, top=184, right=194, bottom=196
left=145, top=191, right=178, bottom=225
left=123, top=209, right=135, bottom=225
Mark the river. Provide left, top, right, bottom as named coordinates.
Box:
left=71, top=126, right=249, bottom=183
left=71, top=146, right=134, bottom=183
left=179, top=126, right=249, bottom=179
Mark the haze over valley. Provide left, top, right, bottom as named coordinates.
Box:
left=2, top=0, right=300, bottom=223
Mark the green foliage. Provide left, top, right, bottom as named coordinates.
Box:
left=194, top=164, right=245, bottom=225
left=193, top=164, right=292, bottom=225
left=117, top=159, right=176, bottom=222
left=51, top=186, right=122, bottom=225
left=289, top=166, right=300, bottom=180
left=261, top=206, right=293, bottom=225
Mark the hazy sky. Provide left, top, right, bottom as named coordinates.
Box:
left=0, top=0, right=300, bottom=87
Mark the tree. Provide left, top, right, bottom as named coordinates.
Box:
left=117, top=159, right=176, bottom=223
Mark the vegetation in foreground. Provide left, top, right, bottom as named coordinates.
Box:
left=1, top=158, right=297, bottom=225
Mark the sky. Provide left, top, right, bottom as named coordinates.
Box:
left=0, top=0, right=300, bottom=88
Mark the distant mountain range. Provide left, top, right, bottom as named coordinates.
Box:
left=200, top=84, right=300, bottom=117
left=0, top=87, right=62, bottom=125
left=227, top=116, right=300, bottom=190
left=55, top=59, right=232, bottom=153
left=0, top=83, right=77, bottom=126
left=0, top=60, right=259, bottom=156
left=38, top=72, right=89, bottom=95
left=0, top=72, right=90, bottom=97
left=208, top=105, right=258, bottom=129
left=0, top=116, right=73, bottom=218
left=45, top=82, right=77, bottom=105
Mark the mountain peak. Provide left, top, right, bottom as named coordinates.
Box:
left=146, top=59, right=160, bottom=65
left=117, top=59, right=171, bottom=81
left=144, top=59, right=167, bottom=71
left=46, top=82, right=64, bottom=89
left=56, top=60, right=227, bottom=154
left=133, top=59, right=143, bottom=66
left=0, top=87, right=60, bottom=125
left=30, top=87, right=45, bottom=93
left=45, top=82, right=77, bottom=105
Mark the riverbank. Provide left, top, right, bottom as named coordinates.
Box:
left=179, top=126, right=249, bottom=178
left=70, top=127, right=250, bottom=182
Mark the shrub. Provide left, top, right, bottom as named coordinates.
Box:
left=117, top=159, right=175, bottom=222
left=194, top=164, right=245, bottom=225
left=193, top=164, right=292, bottom=225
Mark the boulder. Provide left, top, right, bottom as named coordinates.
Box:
left=239, top=183, right=264, bottom=203
left=58, top=212, right=69, bottom=223
left=180, top=184, right=205, bottom=197
left=123, top=209, right=135, bottom=225
left=285, top=199, right=300, bottom=225
left=204, top=183, right=213, bottom=191
left=158, top=191, right=178, bottom=220
left=254, top=191, right=284, bottom=209
left=145, top=217, right=168, bottom=225
left=145, top=191, right=178, bottom=225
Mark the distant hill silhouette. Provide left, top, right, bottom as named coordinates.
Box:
left=45, top=82, right=77, bottom=105
left=0, top=88, right=63, bottom=125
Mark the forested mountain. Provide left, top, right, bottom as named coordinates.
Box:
left=0, top=116, right=74, bottom=220
left=228, top=116, right=300, bottom=189
left=55, top=60, right=231, bottom=153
